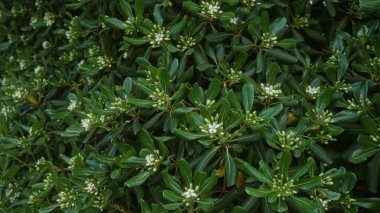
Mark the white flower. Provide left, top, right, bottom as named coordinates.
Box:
left=145, top=154, right=155, bottom=167
left=44, top=12, right=55, bottom=26
left=84, top=179, right=100, bottom=195
left=57, top=189, right=77, bottom=209
left=200, top=1, right=222, bottom=19
left=229, top=17, right=239, bottom=25
left=305, top=85, right=320, bottom=98
left=42, top=41, right=50, bottom=49
left=81, top=118, right=91, bottom=130
left=182, top=184, right=199, bottom=200
left=261, top=83, right=282, bottom=99
left=201, top=115, right=223, bottom=137
left=67, top=100, right=77, bottom=111
left=146, top=25, right=170, bottom=48
left=34, top=66, right=43, bottom=74
left=12, top=90, right=23, bottom=99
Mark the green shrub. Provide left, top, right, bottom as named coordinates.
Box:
left=1, top=0, right=380, bottom=212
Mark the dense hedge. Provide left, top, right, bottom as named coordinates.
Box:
left=1, top=0, right=380, bottom=212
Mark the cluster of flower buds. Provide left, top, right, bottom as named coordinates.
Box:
left=146, top=25, right=170, bottom=48
left=200, top=1, right=223, bottom=20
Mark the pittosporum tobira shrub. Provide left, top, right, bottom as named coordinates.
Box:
left=1, top=0, right=380, bottom=212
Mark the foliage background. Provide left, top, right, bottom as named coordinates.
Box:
left=1, top=0, right=380, bottom=212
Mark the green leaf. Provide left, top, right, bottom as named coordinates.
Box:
left=368, top=152, right=380, bottom=193
left=291, top=158, right=315, bottom=179
left=102, top=17, right=126, bottom=30
left=163, top=190, right=182, bottom=202
left=128, top=98, right=154, bottom=108
left=162, top=170, right=183, bottom=194
left=279, top=151, right=292, bottom=176
left=360, top=0, right=380, bottom=12
left=242, top=83, right=254, bottom=112
left=225, top=148, right=237, bottom=187
left=124, top=37, right=149, bottom=46
left=295, top=176, right=322, bottom=190
left=265, top=49, right=298, bottom=64
left=361, top=116, right=379, bottom=135
left=259, top=104, right=283, bottom=118
left=206, top=32, right=232, bottom=43
left=123, top=77, right=133, bottom=93
left=275, top=38, right=298, bottom=49
left=178, top=159, right=192, bottom=186
left=135, top=0, right=144, bottom=21
left=198, top=197, right=215, bottom=212
left=316, top=89, right=334, bottom=110
left=183, top=1, right=201, bottom=13
left=195, top=146, right=220, bottom=172
left=170, top=15, right=188, bottom=35
left=269, top=17, right=287, bottom=35
left=138, top=129, right=155, bottom=151
left=348, top=147, right=379, bottom=164
left=236, top=159, right=272, bottom=184
left=245, top=187, right=273, bottom=197
left=173, top=128, right=208, bottom=140
left=206, top=79, right=222, bottom=100
left=38, top=204, right=59, bottom=213
left=310, top=143, right=333, bottom=165
left=289, top=196, right=320, bottom=213
left=125, top=171, right=151, bottom=187
left=119, top=0, right=133, bottom=18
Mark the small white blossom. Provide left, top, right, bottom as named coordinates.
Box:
left=261, top=83, right=282, bottom=99
left=146, top=25, right=170, bottom=48
left=81, top=118, right=91, bottom=130
left=229, top=17, right=239, bottom=25
left=261, top=32, right=278, bottom=48
left=182, top=183, right=199, bottom=206
left=84, top=179, right=101, bottom=195
left=34, top=65, right=43, bottom=74
left=201, top=115, right=224, bottom=137
left=200, top=1, right=222, bottom=19
left=177, top=36, right=196, bottom=52
left=144, top=150, right=162, bottom=172
left=57, top=189, right=77, bottom=209
left=67, top=100, right=78, bottom=111
left=44, top=12, right=55, bottom=27
left=305, top=85, right=320, bottom=99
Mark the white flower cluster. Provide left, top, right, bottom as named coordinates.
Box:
left=182, top=184, right=200, bottom=206
left=369, top=57, right=380, bottom=68
left=200, top=1, right=223, bottom=20
left=5, top=183, right=20, bottom=203
left=261, top=32, right=278, bottom=48
left=271, top=174, right=297, bottom=199
left=96, top=55, right=113, bottom=70
left=177, top=36, right=196, bottom=52
left=35, top=157, right=47, bottom=171
left=44, top=12, right=55, bottom=27
left=305, top=85, right=320, bottom=99
left=146, top=25, right=170, bottom=48
left=319, top=173, right=334, bottom=186
left=43, top=173, right=55, bottom=189
left=88, top=45, right=100, bottom=56
left=366, top=45, right=375, bottom=52
left=334, top=80, right=350, bottom=93
left=244, top=111, right=263, bottom=125
left=84, top=179, right=101, bottom=195
left=9, top=87, right=27, bottom=100
left=57, top=188, right=77, bottom=209
left=369, top=135, right=380, bottom=146
left=293, top=15, right=310, bottom=29
left=145, top=150, right=163, bottom=172
left=312, top=109, right=334, bottom=125
left=327, top=51, right=340, bottom=64
left=149, top=87, right=171, bottom=109
left=68, top=154, right=84, bottom=170
left=65, top=17, right=81, bottom=42
left=68, top=99, right=78, bottom=111
left=59, top=49, right=80, bottom=62
left=316, top=130, right=336, bottom=144
left=81, top=113, right=106, bottom=130
left=201, top=115, right=224, bottom=137
left=109, top=97, right=129, bottom=112
left=242, top=0, right=261, bottom=8
left=93, top=192, right=107, bottom=210
left=225, top=68, right=242, bottom=85
left=260, top=83, right=282, bottom=99
left=28, top=190, right=42, bottom=205
left=124, top=18, right=136, bottom=35
left=1, top=105, right=15, bottom=120
left=276, top=130, right=300, bottom=151
left=347, top=97, right=371, bottom=113
left=30, top=16, right=38, bottom=27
